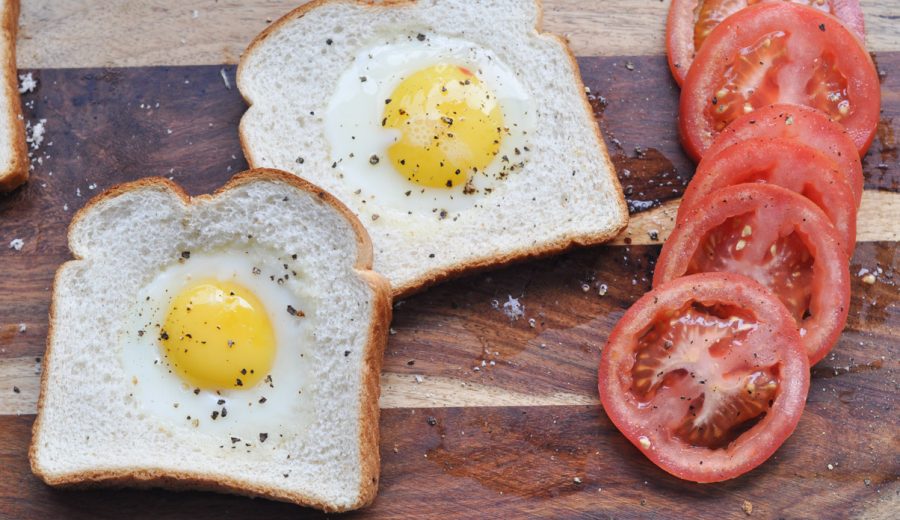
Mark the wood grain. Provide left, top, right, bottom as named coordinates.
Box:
left=0, top=23, right=897, bottom=520
left=14, top=0, right=900, bottom=68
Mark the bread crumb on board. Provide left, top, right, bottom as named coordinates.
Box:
left=18, top=72, right=37, bottom=94
left=220, top=68, right=232, bottom=90
left=26, top=119, right=47, bottom=150
left=742, top=500, right=753, bottom=515
left=491, top=295, right=525, bottom=320
left=9, top=238, right=24, bottom=251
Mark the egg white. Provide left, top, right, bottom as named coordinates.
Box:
left=120, top=250, right=316, bottom=447
left=324, top=34, right=536, bottom=215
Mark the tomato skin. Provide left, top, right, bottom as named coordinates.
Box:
left=599, top=272, right=810, bottom=483
left=678, top=137, right=858, bottom=256
left=655, top=184, right=850, bottom=363
left=679, top=2, right=880, bottom=160
left=704, top=104, right=863, bottom=206
left=666, top=0, right=866, bottom=86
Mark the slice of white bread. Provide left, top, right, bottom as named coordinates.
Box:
left=30, top=169, right=392, bottom=512
left=0, top=0, right=25, bottom=192
left=238, top=0, right=628, bottom=297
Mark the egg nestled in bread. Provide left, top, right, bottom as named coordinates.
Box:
left=122, top=251, right=316, bottom=440
left=238, top=0, right=627, bottom=297
left=324, top=35, right=535, bottom=212
left=31, top=170, right=391, bottom=512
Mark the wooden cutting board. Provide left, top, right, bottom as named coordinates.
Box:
left=1, top=1, right=898, bottom=518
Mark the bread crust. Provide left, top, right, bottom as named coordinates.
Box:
left=0, top=0, right=26, bottom=193
left=29, top=168, right=392, bottom=513
left=236, top=0, right=629, bottom=299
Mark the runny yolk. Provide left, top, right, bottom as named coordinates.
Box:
left=383, top=64, right=504, bottom=189
left=160, top=281, right=275, bottom=390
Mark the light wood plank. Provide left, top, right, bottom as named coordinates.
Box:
left=612, top=189, right=900, bottom=245
left=14, top=0, right=900, bottom=69
left=0, top=357, right=598, bottom=415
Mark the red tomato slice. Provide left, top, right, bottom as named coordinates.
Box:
left=679, top=2, right=880, bottom=160
left=599, top=272, right=810, bottom=482
left=667, top=0, right=866, bottom=85
left=678, top=137, right=857, bottom=256
left=704, top=104, right=864, bottom=206
left=654, top=184, right=850, bottom=363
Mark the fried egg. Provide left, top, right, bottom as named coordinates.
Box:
left=121, top=250, right=316, bottom=445
left=324, top=34, right=536, bottom=214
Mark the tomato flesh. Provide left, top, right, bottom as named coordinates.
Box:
left=678, top=137, right=858, bottom=255
left=655, top=184, right=850, bottom=363
left=704, top=104, right=864, bottom=206
left=631, top=302, right=778, bottom=449
left=680, top=2, right=880, bottom=159
left=667, top=0, right=866, bottom=85
left=599, top=273, right=810, bottom=482
left=687, top=214, right=814, bottom=321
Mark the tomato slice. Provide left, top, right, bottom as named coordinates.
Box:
left=654, top=184, right=850, bottom=363
left=704, top=103, right=863, bottom=206
left=666, top=0, right=866, bottom=85
left=598, top=272, right=810, bottom=482
left=678, top=137, right=857, bottom=256
left=679, top=2, right=880, bottom=160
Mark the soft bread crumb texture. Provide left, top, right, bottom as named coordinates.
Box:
left=238, top=0, right=627, bottom=295
left=31, top=171, right=389, bottom=512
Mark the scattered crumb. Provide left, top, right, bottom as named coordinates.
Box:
left=573, top=477, right=582, bottom=484
left=497, top=295, right=525, bottom=320
left=26, top=119, right=47, bottom=150
left=861, top=273, right=876, bottom=285
left=598, top=283, right=608, bottom=296
left=9, top=238, right=24, bottom=251
left=625, top=61, right=635, bottom=71
left=742, top=500, right=753, bottom=515
left=13, top=386, right=20, bottom=394
left=414, top=375, right=424, bottom=384
left=389, top=327, right=397, bottom=335
left=827, top=463, right=834, bottom=470
left=18, top=72, right=37, bottom=94
left=191, top=9, right=199, bottom=18
left=18, top=323, right=26, bottom=333
left=220, top=68, right=231, bottom=90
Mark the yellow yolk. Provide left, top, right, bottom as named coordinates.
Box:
left=383, top=64, right=504, bottom=189
left=160, top=281, right=275, bottom=390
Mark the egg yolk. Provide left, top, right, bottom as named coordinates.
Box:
left=160, top=281, right=275, bottom=390
left=383, top=64, right=504, bottom=189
